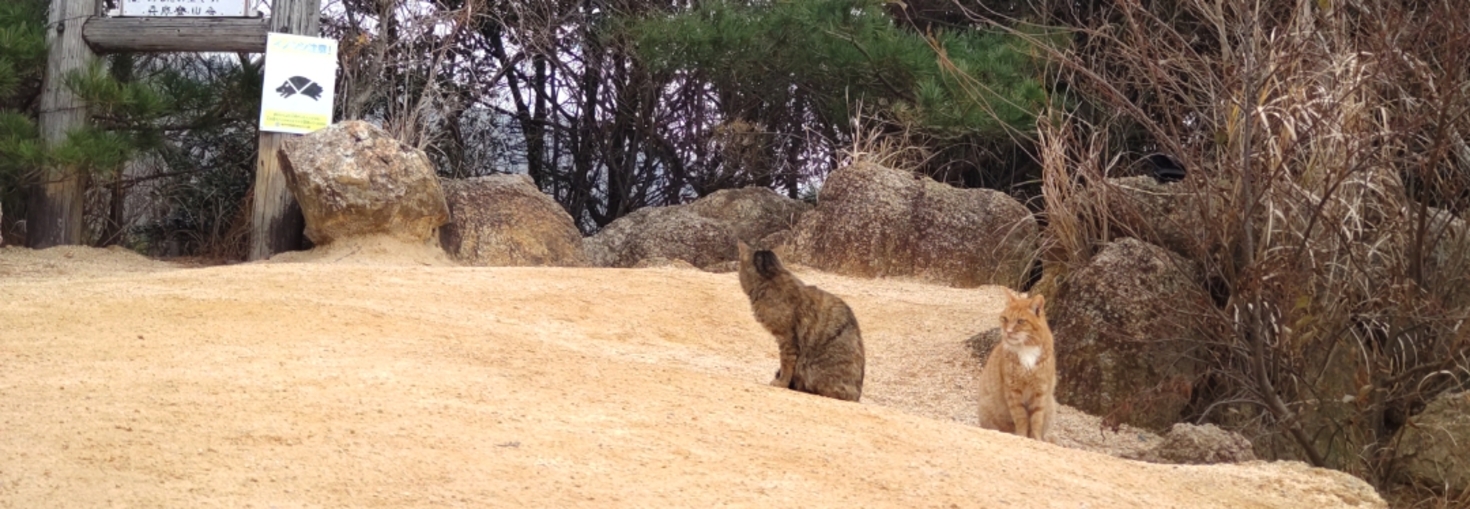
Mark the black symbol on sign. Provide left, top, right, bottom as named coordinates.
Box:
left=275, top=76, right=325, bottom=101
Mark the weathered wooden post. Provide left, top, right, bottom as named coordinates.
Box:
left=27, top=0, right=100, bottom=248
left=248, top=0, right=321, bottom=261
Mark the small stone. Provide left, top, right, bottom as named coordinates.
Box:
left=1127, top=423, right=1257, bottom=465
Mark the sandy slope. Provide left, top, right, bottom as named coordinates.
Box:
left=0, top=243, right=1383, bottom=508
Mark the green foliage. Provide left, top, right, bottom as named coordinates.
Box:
left=0, top=0, right=46, bottom=188
left=4, top=51, right=253, bottom=180
left=0, top=0, right=46, bottom=101
left=0, top=111, right=43, bottom=175
left=50, top=126, right=138, bottom=176
left=0, top=0, right=261, bottom=250
left=0, top=2, right=163, bottom=184
left=127, top=54, right=264, bottom=258
left=65, top=61, right=169, bottom=125
left=628, top=0, right=1056, bottom=141
left=39, top=60, right=171, bottom=177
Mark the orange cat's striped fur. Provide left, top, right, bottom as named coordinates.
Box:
left=976, top=288, right=1058, bottom=441
left=737, top=241, right=865, bottom=402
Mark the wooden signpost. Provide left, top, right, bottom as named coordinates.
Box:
left=246, top=1, right=321, bottom=260
left=31, top=0, right=322, bottom=259
left=28, top=0, right=100, bottom=248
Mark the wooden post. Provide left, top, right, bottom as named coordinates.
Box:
left=27, top=0, right=99, bottom=248
left=247, top=0, right=321, bottom=260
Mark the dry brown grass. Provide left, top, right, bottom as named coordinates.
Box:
left=1385, top=484, right=1470, bottom=509
left=963, top=0, right=1470, bottom=499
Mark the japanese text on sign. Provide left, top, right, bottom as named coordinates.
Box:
left=269, top=39, right=334, bottom=55
left=119, top=0, right=253, bottom=18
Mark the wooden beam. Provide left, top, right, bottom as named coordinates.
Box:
left=83, top=17, right=270, bottom=54
left=28, top=0, right=100, bottom=248
left=248, top=0, right=322, bottom=261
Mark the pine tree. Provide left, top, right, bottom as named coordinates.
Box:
left=1, top=0, right=259, bottom=247
left=627, top=0, right=1063, bottom=183
left=0, top=0, right=48, bottom=184
left=623, top=0, right=1070, bottom=188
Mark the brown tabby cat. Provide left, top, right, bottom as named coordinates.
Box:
left=737, top=241, right=865, bottom=402
left=976, top=288, right=1058, bottom=442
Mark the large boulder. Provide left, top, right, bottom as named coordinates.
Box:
left=439, top=174, right=586, bottom=267
left=1396, top=391, right=1470, bottom=493
left=583, top=206, right=736, bottom=268
left=278, top=121, right=449, bottom=245
left=685, top=187, right=810, bottom=245
left=1093, top=176, right=1217, bottom=259
left=583, top=187, right=810, bottom=268
left=1050, top=237, right=1218, bottom=431
left=789, top=161, right=1037, bottom=288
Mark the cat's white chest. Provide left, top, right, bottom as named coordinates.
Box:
left=1011, top=345, right=1043, bottom=370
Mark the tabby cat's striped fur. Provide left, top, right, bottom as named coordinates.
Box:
left=737, top=241, right=865, bottom=402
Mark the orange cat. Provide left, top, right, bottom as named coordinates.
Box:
left=976, top=288, right=1058, bottom=442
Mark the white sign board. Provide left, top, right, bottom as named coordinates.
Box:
left=119, top=0, right=253, bottom=17
left=259, top=33, right=339, bottom=135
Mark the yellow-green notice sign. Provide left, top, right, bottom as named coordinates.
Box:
left=262, top=110, right=329, bottom=132
left=259, top=33, right=338, bottom=134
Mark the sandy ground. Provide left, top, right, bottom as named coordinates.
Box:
left=0, top=241, right=1384, bottom=508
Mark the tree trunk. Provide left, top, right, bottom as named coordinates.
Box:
left=100, top=176, right=124, bottom=246
left=28, top=0, right=99, bottom=248
left=247, top=0, right=321, bottom=261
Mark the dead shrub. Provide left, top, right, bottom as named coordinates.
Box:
left=983, top=0, right=1470, bottom=493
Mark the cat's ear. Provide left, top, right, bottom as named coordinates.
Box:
left=1004, top=288, right=1024, bottom=301
left=1030, top=294, right=1046, bottom=316
left=737, top=240, right=751, bottom=260
left=753, top=250, right=784, bottom=278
